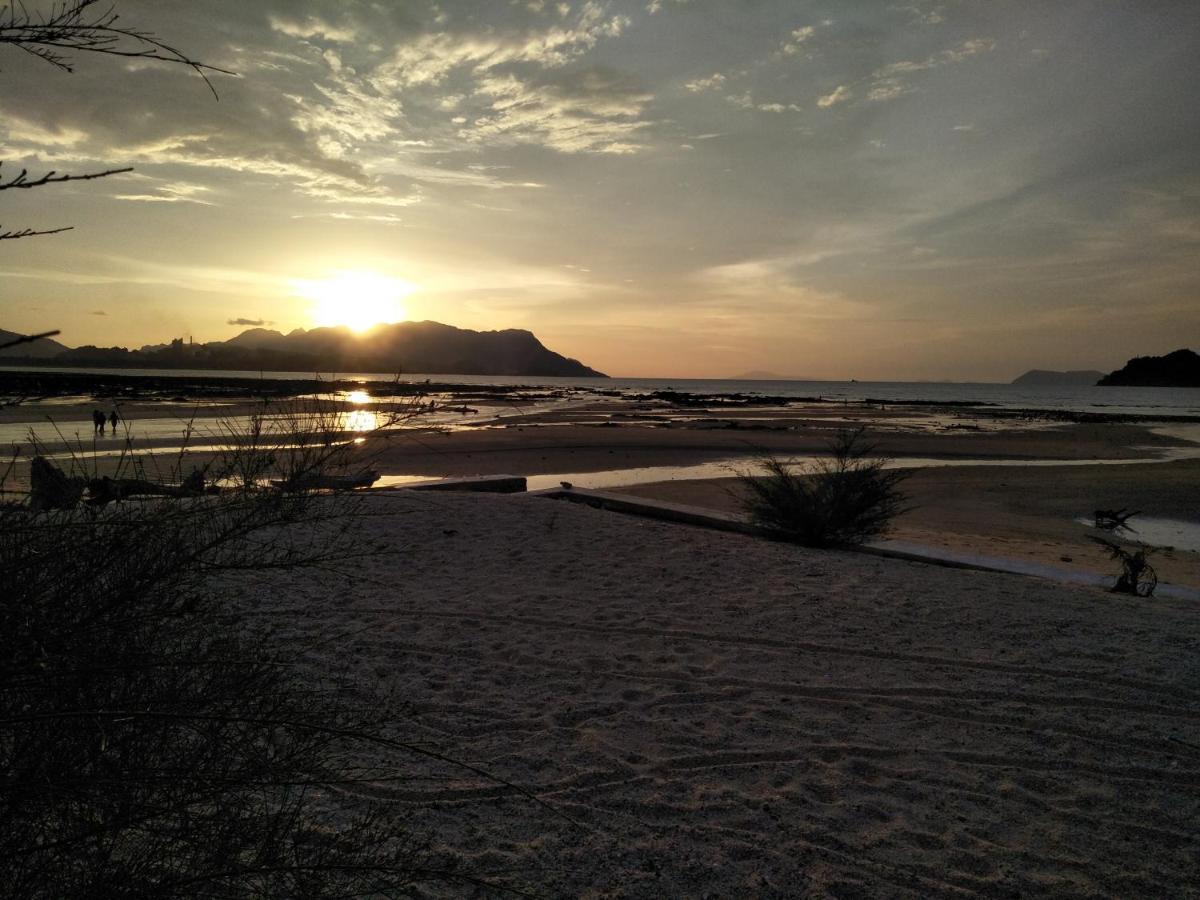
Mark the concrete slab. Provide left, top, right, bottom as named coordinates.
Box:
left=376, top=474, right=528, bottom=494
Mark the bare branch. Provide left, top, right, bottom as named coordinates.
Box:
left=0, top=329, right=61, bottom=351
left=0, top=0, right=235, bottom=99
left=0, top=163, right=134, bottom=191
left=0, top=225, right=73, bottom=239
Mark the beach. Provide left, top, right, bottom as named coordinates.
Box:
left=5, top=376, right=1200, bottom=591
left=246, top=491, right=1200, bottom=896
left=5, top=376, right=1200, bottom=893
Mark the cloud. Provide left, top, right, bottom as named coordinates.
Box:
left=894, top=3, right=946, bottom=26
left=268, top=15, right=358, bottom=43
left=684, top=73, right=726, bottom=93
left=865, top=38, right=995, bottom=102
left=372, top=2, right=629, bottom=90
left=0, top=116, right=88, bottom=147
left=817, top=85, right=851, bottom=108
left=646, top=0, right=691, bottom=13
left=466, top=68, right=653, bottom=154
left=781, top=25, right=815, bottom=55
left=727, top=92, right=800, bottom=113
left=290, top=211, right=405, bottom=224
left=113, top=181, right=215, bottom=205
left=227, top=317, right=272, bottom=327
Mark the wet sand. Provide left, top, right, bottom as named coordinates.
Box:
left=364, top=401, right=1192, bottom=479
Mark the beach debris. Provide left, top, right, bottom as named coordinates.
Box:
left=269, top=469, right=380, bottom=492
left=560, top=480, right=573, bottom=489
left=181, top=467, right=206, bottom=494
left=85, top=475, right=198, bottom=505
left=29, top=457, right=216, bottom=509
left=29, top=455, right=86, bottom=510
left=1090, top=536, right=1158, bottom=597
left=1094, top=508, right=1141, bottom=532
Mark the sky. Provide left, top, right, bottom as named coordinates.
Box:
left=1, top=0, right=1198, bottom=380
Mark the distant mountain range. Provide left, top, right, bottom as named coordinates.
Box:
left=1010, top=369, right=1105, bottom=386
left=1098, top=349, right=1200, bottom=387
left=729, top=370, right=814, bottom=381
left=0, top=321, right=607, bottom=378
left=0, top=329, right=71, bottom=359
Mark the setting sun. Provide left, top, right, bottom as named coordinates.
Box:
left=294, top=271, right=416, bottom=332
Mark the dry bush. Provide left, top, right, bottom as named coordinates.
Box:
left=739, top=427, right=910, bottom=547
left=1091, top=536, right=1159, bottom=597
left=0, top=394, right=516, bottom=897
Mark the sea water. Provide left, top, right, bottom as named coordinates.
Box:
left=4, top=364, right=1200, bottom=417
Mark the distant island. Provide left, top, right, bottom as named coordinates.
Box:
left=1098, top=349, right=1200, bottom=387
left=730, top=370, right=813, bottom=381
left=0, top=321, right=607, bottom=378
left=1011, top=369, right=1105, bottom=387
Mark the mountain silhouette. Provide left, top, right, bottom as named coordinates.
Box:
left=1098, top=349, right=1200, bottom=387
left=11, top=321, right=607, bottom=378
left=0, top=329, right=70, bottom=359
left=1010, top=369, right=1105, bottom=386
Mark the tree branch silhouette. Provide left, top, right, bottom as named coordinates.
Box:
left=0, top=329, right=61, bottom=350
left=0, top=1, right=230, bottom=241
left=0, top=0, right=234, bottom=98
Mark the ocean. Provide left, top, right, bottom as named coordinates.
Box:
left=5, top=365, right=1200, bottom=417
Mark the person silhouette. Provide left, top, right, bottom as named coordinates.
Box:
left=92, top=409, right=104, bottom=435
left=109, top=410, right=119, bottom=433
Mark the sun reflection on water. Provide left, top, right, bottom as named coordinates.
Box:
left=345, top=409, right=378, bottom=432
left=346, top=389, right=371, bottom=405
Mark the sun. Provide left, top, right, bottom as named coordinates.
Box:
left=295, top=271, right=417, bottom=333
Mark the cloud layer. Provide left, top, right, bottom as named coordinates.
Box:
left=1, top=0, right=1198, bottom=379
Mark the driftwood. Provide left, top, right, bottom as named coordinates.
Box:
left=29, top=456, right=86, bottom=510
left=269, top=470, right=380, bottom=492
left=87, top=467, right=212, bottom=504
left=1093, top=508, right=1140, bottom=532
left=87, top=476, right=190, bottom=505
left=29, top=456, right=210, bottom=508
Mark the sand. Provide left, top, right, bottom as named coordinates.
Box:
left=608, top=460, right=1200, bottom=591
left=241, top=492, right=1200, bottom=897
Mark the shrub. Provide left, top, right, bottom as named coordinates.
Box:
left=739, top=427, right=910, bottom=547
left=0, top=394, right=516, bottom=897
left=1091, top=536, right=1159, bottom=597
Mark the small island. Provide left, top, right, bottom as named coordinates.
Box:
left=1011, top=369, right=1105, bottom=387
left=1098, top=349, right=1200, bottom=387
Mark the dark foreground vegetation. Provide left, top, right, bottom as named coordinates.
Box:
left=1, top=490, right=427, bottom=896
left=0, top=401, right=525, bottom=896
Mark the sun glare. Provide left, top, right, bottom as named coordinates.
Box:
left=295, top=271, right=416, bottom=333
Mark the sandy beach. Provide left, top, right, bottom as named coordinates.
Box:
left=244, top=491, right=1200, bottom=897
left=6, top=385, right=1200, bottom=592
left=7, top=2, right=1199, bottom=893
left=357, top=397, right=1200, bottom=591
left=605, top=461, right=1200, bottom=592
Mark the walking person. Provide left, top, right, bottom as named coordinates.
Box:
left=109, top=410, right=119, bottom=434
left=92, top=409, right=104, bottom=435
